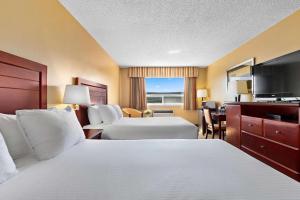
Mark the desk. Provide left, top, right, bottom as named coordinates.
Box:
left=199, top=110, right=226, bottom=139
left=211, top=112, right=226, bottom=139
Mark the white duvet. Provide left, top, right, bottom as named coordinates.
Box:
left=1, top=139, right=300, bottom=200
left=102, top=117, right=198, bottom=139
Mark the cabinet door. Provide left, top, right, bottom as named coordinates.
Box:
left=226, top=105, right=241, bottom=148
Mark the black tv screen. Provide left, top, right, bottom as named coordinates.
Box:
left=253, top=50, right=300, bottom=98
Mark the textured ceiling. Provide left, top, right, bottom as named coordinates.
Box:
left=59, top=0, right=300, bottom=67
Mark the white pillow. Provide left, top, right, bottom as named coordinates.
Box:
left=98, top=105, right=119, bottom=124
left=0, top=132, right=17, bottom=184
left=111, top=105, right=123, bottom=119
left=0, top=114, right=31, bottom=159
left=16, top=109, right=85, bottom=161
left=88, top=105, right=103, bottom=125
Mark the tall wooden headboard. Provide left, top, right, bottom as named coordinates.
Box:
left=75, top=77, right=107, bottom=126
left=0, top=50, right=47, bottom=114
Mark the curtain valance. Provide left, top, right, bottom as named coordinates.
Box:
left=128, top=67, right=200, bottom=78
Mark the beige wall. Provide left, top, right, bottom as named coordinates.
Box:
left=207, top=10, right=300, bottom=104
left=119, top=69, right=131, bottom=108
left=119, top=68, right=207, bottom=124
left=0, top=0, right=119, bottom=107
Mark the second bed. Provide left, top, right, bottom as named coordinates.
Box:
left=100, top=116, right=199, bottom=139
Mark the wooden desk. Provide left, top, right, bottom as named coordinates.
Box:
left=211, top=112, right=226, bottom=139
left=199, top=110, right=226, bottom=139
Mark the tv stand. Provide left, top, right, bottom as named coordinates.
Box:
left=226, top=102, right=300, bottom=181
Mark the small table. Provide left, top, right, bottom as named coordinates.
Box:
left=211, top=112, right=226, bottom=139
left=83, top=124, right=105, bottom=140
left=83, top=129, right=102, bottom=139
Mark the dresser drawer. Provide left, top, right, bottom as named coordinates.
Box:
left=241, top=132, right=300, bottom=172
left=264, top=119, right=300, bottom=148
left=241, top=116, right=263, bottom=136
left=241, top=132, right=266, bottom=156
left=264, top=140, right=300, bottom=172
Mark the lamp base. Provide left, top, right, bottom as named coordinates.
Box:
left=65, top=104, right=79, bottom=111
left=235, top=95, right=241, bottom=102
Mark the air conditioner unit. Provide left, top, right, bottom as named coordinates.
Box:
left=153, top=110, right=174, bottom=117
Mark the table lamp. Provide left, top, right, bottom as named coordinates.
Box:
left=63, top=85, right=91, bottom=109
left=228, top=80, right=248, bottom=102
left=197, top=89, right=207, bottom=101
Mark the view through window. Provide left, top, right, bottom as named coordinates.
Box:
left=145, top=78, right=184, bottom=105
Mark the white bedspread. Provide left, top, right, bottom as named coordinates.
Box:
left=102, top=117, right=198, bottom=139
left=1, top=139, right=300, bottom=200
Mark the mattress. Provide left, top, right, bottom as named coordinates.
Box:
left=102, top=117, right=198, bottom=139
left=1, top=139, right=300, bottom=200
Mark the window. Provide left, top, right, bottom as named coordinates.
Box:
left=145, top=78, right=184, bottom=105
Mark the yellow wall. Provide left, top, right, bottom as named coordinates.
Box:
left=0, top=0, right=119, bottom=106
left=207, top=10, right=300, bottom=104
left=119, top=68, right=207, bottom=124
left=119, top=69, right=131, bottom=108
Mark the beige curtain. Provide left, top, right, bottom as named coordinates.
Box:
left=128, top=67, right=200, bottom=78
left=184, top=77, right=197, bottom=110
left=129, top=77, right=147, bottom=110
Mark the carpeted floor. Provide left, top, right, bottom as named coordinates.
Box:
left=198, top=131, right=225, bottom=139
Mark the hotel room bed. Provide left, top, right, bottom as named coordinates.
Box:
left=1, top=139, right=300, bottom=200
left=101, top=117, right=199, bottom=139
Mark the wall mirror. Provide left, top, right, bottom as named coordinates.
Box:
left=227, top=58, right=255, bottom=94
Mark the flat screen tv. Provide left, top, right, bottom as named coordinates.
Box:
left=252, top=50, right=300, bottom=99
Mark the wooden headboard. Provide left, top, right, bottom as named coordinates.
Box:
left=75, top=77, right=107, bottom=126
left=0, top=50, right=47, bottom=114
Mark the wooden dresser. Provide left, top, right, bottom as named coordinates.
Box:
left=226, top=102, right=300, bottom=181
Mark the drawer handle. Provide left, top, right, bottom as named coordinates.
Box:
left=275, top=130, right=281, bottom=134
left=248, top=124, right=253, bottom=127
left=260, top=145, right=265, bottom=149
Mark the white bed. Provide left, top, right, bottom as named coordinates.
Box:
left=101, top=117, right=199, bottom=139
left=1, top=139, right=300, bottom=200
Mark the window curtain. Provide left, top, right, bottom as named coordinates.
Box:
left=184, top=77, right=197, bottom=110
left=129, top=77, right=147, bottom=110
left=128, top=67, right=199, bottom=110
left=128, top=67, right=200, bottom=78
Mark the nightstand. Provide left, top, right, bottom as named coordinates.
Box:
left=83, top=129, right=102, bottom=139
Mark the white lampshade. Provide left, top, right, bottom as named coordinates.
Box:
left=197, top=89, right=207, bottom=98
left=63, top=85, right=91, bottom=105
left=228, top=80, right=248, bottom=95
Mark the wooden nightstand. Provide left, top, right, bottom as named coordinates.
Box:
left=83, top=129, right=102, bottom=139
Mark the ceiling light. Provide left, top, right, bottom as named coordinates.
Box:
left=168, top=50, right=181, bottom=54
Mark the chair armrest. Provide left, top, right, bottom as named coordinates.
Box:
left=122, top=109, right=132, bottom=117
left=122, top=108, right=142, bottom=117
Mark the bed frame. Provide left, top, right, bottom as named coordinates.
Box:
left=0, top=50, right=47, bottom=114
left=75, top=77, right=107, bottom=126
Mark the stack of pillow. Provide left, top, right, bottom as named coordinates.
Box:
left=88, top=104, right=123, bottom=125
left=0, top=108, right=85, bottom=184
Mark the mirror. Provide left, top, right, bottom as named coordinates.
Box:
left=227, top=58, right=255, bottom=94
